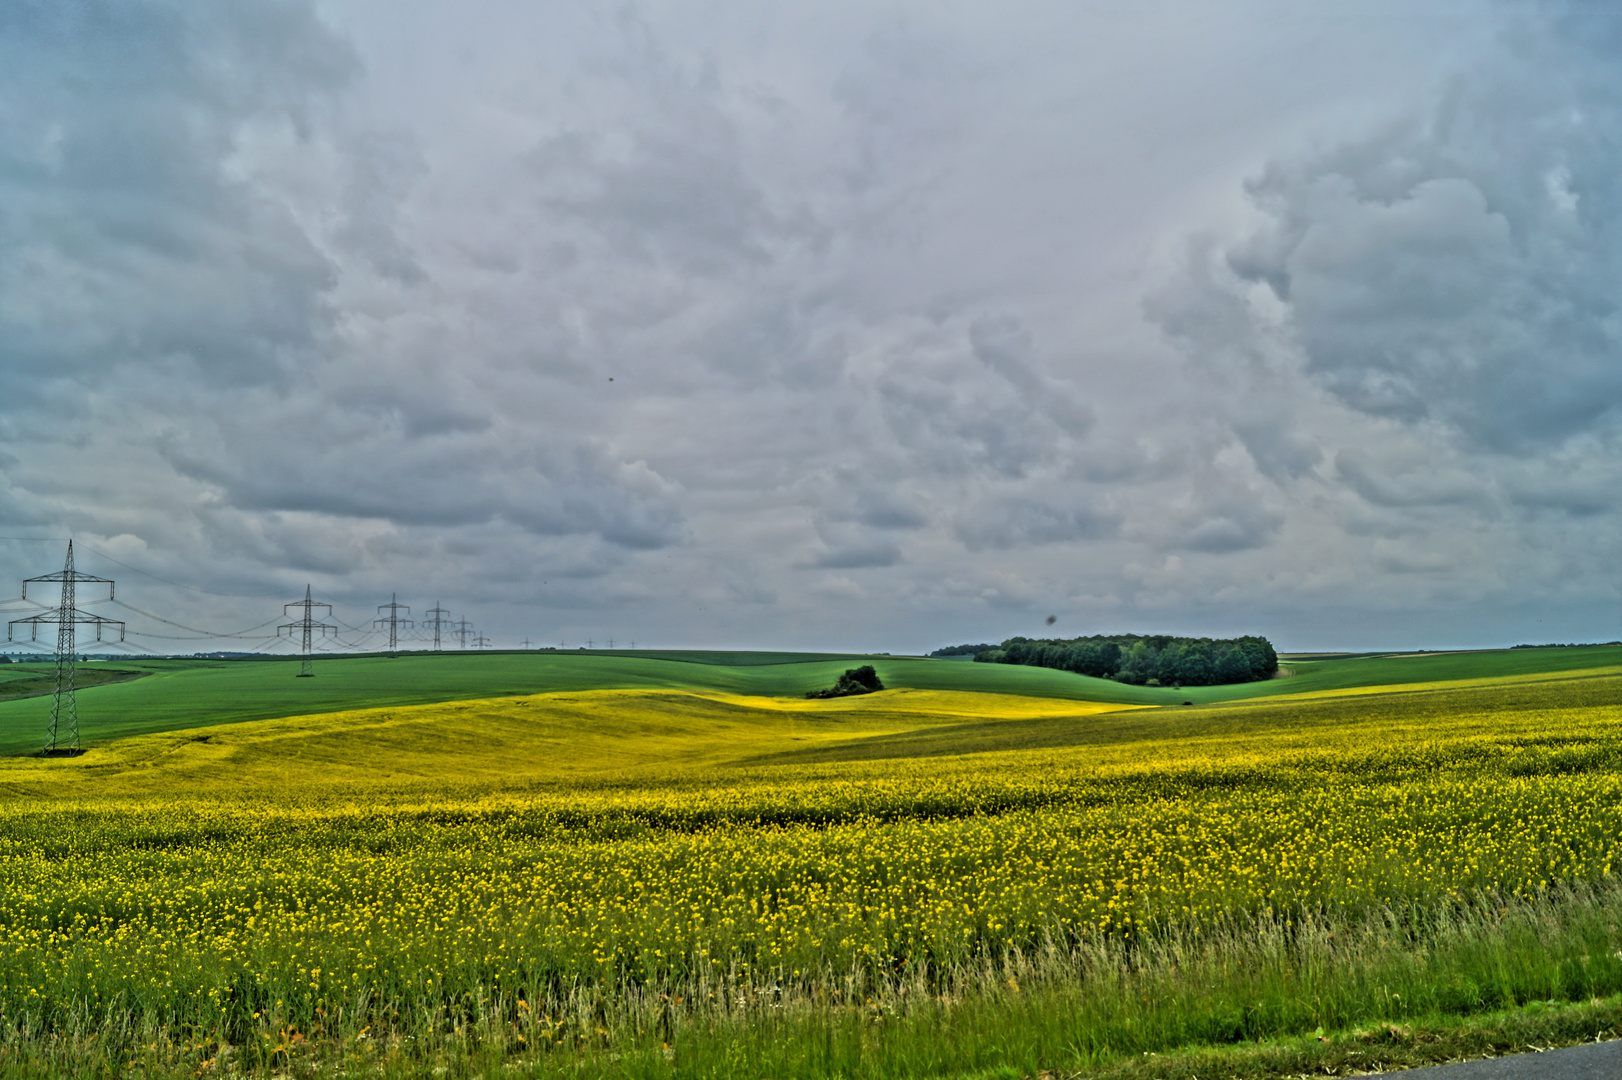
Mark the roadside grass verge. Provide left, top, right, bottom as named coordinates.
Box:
left=1085, top=997, right=1621, bottom=1079
left=0, top=880, right=1618, bottom=1078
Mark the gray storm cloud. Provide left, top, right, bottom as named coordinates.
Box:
left=1210, top=12, right=1622, bottom=452
left=0, top=1, right=693, bottom=595
left=0, top=3, right=352, bottom=391
left=0, top=0, right=1618, bottom=652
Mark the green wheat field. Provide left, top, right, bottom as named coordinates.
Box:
left=0, top=646, right=1620, bottom=1078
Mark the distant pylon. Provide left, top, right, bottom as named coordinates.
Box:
left=424, top=602, right=450, bottom=651
left=452, top=617, right=473, bottom=649
left=473, top=634, right=492, bottom=649
left=374, top=593, right=414, bottom=654
left=7, top=541, right=125, bottom=755
left=278, top=585, right=336, bottom=677
left=519, top=638, right=533, bottom=649
left=606, top=637, right=615, bottom=649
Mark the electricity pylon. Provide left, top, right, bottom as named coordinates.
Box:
left=424, top=602, right=450, bottom=651
left=374, top=593, right=414, bottom=654
left=7, top=541, right=125, bottom=755
left=519, top=638, right=533, bottom=650
left=452, top=617, right=473, bottom=649
left=606, top=637, right=615, bottom=649
left=279, top=584, right=336, bottom=677
left=472, top=634, right=492, bottom=649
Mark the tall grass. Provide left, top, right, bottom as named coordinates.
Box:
left=0, top=880, right=1618, bottom=1078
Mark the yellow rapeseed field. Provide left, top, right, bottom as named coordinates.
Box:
left=0, top=673, right=1618, bottom=1075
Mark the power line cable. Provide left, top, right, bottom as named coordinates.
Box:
left=331, top=613, right=386, bottom=634
left=124, top=629, right=279, bottom=643
left=104, top=599, right=281, bottom=640
left=4, top=538, right=324, bottom=603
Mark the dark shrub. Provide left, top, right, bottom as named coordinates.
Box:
left=806, top=665, right=886, bottom=699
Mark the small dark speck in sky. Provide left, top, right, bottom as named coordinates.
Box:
left=1046, top=615, right=1057, bottom=626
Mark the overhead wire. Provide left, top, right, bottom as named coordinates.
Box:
left=331, top=613, right=382, bottom=634
left=0, top=546, right=467, bottom=657
left=2, top=546, right=319, bottom=651
left=125, top=629, right=278, bottom=643
left=89, top=639, right=150, bottom=654
left=103, top=599, right=282, bottom=640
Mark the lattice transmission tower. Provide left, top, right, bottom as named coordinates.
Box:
left=7, top=541, right=125, bottom=755
left=424, top=601, right=450, bottom=651
left=374, top=593, right=413, bottom=654
left=472, top=634, right=492, bottom=649
left=452, top=617, right=473, bottom=649
left=279, top=585, right=336, bottom=677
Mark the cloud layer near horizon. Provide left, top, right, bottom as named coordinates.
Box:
left=0, top=0, right=1618, bottom=653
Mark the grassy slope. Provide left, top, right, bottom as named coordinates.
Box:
left=0, top=664, right=142, bottom=702
left=0, top=688, right=1140, bottom=796
left=0, top=652, right=880, bottom=755
left=760, top=663, right=1622, bottom=768
left=0, top=642, right=1617, bottom=757
left=4, top=651, right=1617, bottom=796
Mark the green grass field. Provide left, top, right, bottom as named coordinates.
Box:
left=0, top=645, right=1620, bottom=1078
left=3, top=642, right=1618, bottom=756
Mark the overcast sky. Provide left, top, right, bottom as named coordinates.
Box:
left=1, top=0, right=1619, bottom=655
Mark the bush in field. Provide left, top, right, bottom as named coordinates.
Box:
left=805, top=664, right=884, bottom=698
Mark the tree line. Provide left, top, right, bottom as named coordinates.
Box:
left=933, top=634, right=1278, bottom=686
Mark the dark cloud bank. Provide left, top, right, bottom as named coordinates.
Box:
left=0, top=1, right=1618, bottom=652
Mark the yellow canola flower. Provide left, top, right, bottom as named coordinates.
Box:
left=0, top=681, right=1613, bottom=1024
